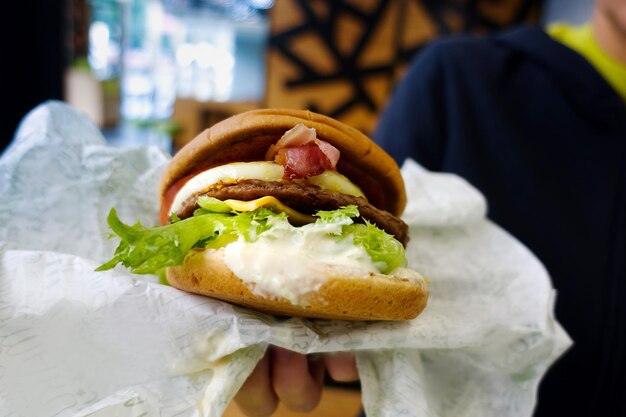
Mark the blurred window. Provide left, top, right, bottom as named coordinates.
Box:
left=87, top=0, right=273, bottom=122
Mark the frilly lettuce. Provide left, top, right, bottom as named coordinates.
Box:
left=97, top=199, right=407, bottom=278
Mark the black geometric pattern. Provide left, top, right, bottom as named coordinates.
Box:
left=269, top=0, right=542, bottom=122
left=270, top=0, right=396, bottom=119
left=401, top=0, right=544, bottom=61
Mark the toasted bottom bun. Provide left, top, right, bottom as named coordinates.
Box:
left=166, top=248, right=429, bottom=321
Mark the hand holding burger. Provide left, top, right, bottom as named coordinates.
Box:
left=99, top=109, right=428, bottom=321
left=234, top=347, right=358, bottom=417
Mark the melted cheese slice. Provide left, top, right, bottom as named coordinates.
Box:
left=223, top=196, right=316, bottom=225
left=170, top=161, right=365, bottom=216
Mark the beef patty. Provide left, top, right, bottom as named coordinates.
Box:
left=176, top=179, right=409, bottom=246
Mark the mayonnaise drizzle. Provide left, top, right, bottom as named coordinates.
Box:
left=223, top=221, right=379, bottom=305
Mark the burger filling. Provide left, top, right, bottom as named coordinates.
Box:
left=98, top=124, right=413, bottom=288
left=176, top=179, right=409, bottom=245
left=168, top=161, right=365, bottom=218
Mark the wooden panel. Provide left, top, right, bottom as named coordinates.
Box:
left=265, top=0, right=541, bottom=134
left=398, top=0, right=542, bottom=62
left=265, top=0, right=400, bottom=134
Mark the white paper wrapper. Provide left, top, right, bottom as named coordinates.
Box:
left=0, top=102, right=571, bottom=417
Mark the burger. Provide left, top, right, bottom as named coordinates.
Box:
left=98, top=109, right=428, bottom=320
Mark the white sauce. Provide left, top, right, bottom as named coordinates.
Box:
left=223, top=221, right=379, bottom=305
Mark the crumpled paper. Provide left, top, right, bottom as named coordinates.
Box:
left=0, top=102, right=571, bottom=417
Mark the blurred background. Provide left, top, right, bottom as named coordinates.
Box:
left=0, top=0, right=592, bottom=155
left=0, top=1, right=602, bottom=416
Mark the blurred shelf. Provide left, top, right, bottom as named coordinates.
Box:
left=172, top=98, right=261, bottom=150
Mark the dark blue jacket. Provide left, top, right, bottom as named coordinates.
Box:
left=374, top=27, right=626, bottom=417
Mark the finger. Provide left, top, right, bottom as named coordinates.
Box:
left=234, top=351, right=278, bottom=417
left=325, top=352, right=359, bottom=382
left=271, top=347, right=324, bottom=412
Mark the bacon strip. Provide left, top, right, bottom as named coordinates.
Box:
left=315, top=139, right=340, bottom=167
left=277, top=144, right=333, bottom=179
left=277, top=123, right=317, bottom=148
left=266, top=123, right=341, bottom=179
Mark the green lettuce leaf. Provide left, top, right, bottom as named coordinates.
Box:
left=313, top=205, right=407, bottom=272
left=97, top=204, right=406, bottom=277
left=346, top=221, right=407, bottom=273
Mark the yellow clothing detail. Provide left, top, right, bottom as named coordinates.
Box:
left=548, top=22, right=626, bottom=103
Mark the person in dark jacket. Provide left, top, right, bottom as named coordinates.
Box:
left=233, top=2, right=625, bottom=417
left=373, top=1, right=626, bottom=416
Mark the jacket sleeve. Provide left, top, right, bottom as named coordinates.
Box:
left=373, top=43, right=447, bottom=171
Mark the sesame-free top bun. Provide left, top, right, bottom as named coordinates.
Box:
left=166, top=248, right=429, bottom=321
left=160, top=108, right=407, bottom=216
